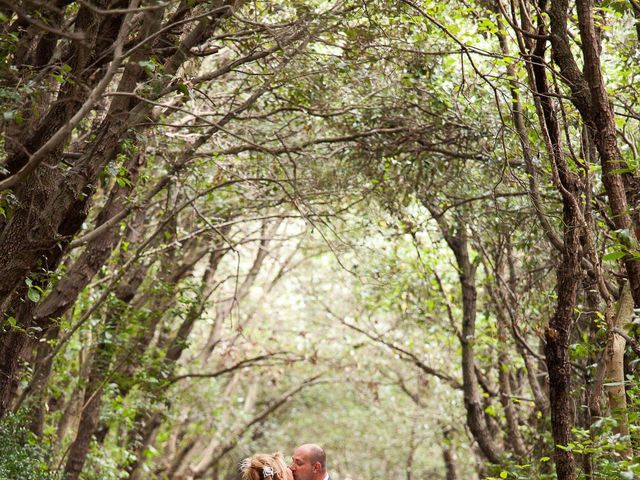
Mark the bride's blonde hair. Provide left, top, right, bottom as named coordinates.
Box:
left=240, top=452, right=293, bottom=480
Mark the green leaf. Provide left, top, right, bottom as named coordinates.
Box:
left=484, top=404, right=497, bottom=417
left=177, top=83, right=190, bottom=97
left=615, top=228, right=634, bottom=247
left=27, top=288, right=41, bottom=303
left=603, top=250, right=626, bottom=261
left=610, top=167, right=634, bottom=174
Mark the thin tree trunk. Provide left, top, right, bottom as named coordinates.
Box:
left=63, top=325, right=116, bottom=480
left=56, top=331, right=94, bottom=444
left=495, top=295, right=527, bottom=457
left=543, top=175, right=581, bottom=480
left=631, top=0, right=640, bottom=41
left=424, top=206, right=502, bottom=464
left=63, top=256, right=150, bottom=480
left=25, top=323, right=61, bottom=435
left=442, top=429, right=459, bottom=480
left=528, top=6, right=584, bottom=477
left=604, top=285, right=633, bottom=455
left=576, top=0, right=640, bottom=307
left=406, top=427, right=416, bottom=480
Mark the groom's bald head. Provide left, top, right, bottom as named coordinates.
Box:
left=290, top=444, right=327, bottom=480
left=299, top=444, right=325, bottom=469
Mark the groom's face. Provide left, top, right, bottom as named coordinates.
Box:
left=290, top=447, right=317, bottom=480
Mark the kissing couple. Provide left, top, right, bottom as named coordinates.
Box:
left=241, top=444, right=332, bottom=480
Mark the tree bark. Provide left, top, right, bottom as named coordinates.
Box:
left=544, top=207, right=581, bottom=480
left=63, top=251, right=152, bottom=480
left=549, top=0, right=640, bottom=306
left=55, top=334, right=94, bottom=444
left=63, top=321, right=117, bottom=480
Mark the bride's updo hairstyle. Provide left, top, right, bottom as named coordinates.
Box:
left=240, top=452, right=293, bottom=480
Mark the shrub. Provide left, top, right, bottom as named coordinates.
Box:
left=0, top=412, right=59, bottom=480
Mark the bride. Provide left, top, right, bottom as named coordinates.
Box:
left=240, top=452, right=293, bottom=480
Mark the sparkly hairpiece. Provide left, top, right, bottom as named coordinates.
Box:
left=263, top=466, right=275, bottom=478
left=240, top=458, right=251, bottom=471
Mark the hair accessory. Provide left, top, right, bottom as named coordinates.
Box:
left=263, top=466, right=275, bottom=478
left=240, top=459, right=251, bottom=471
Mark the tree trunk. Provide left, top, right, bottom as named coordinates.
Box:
left=442, top=429, right=459, bottom=480
left=631, top=0, right=640, bottom=41
left=544, top=221, right=580, bottom=480
left=56, top=332, right=94, bottom=444
left=25, top=323, right=61, bottom=435
left=576, top=0, right=640, bottom=307
left=63, top=246, right=152, bottom=480
left=0, top=0, right=235, bottom=413
left=527, top=6, right=584, bottom=477
left=495, top=299, right=527, bottom=457
left=63, top=324, right=116, bottom=480
left=604, top=285, right=634, bottom=455
left=424, top=206, right=503, bottom=464
left=406, top=427, right=416, bottom=480
left=0, top=31, right=135, bottom=417
left=549, top=0, right=640, bottom=306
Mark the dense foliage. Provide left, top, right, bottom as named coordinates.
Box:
left=1, top=0, right=640, bottom=479
left=0, top=413, right=59, bottom=480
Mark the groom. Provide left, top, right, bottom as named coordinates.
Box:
left=290, top=444, right=332, bottom=480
